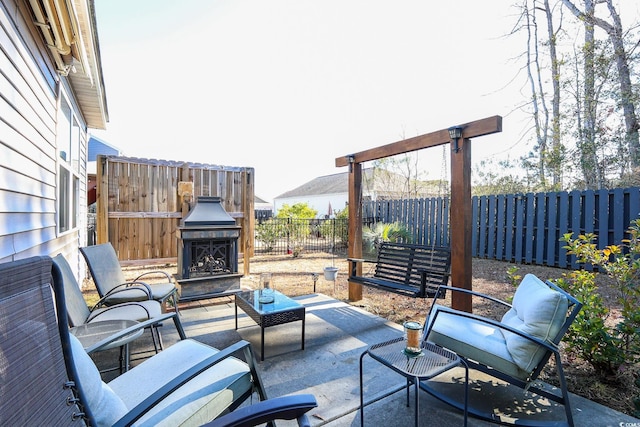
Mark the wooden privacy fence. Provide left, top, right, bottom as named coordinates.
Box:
left=364, top=187, right=640, bottom=269
left=363, top=197, right=450, bottom=248
left=95, top=156, right=254, bottom=272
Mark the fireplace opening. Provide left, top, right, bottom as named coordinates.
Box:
left=185, top=238, right=237, bottom=278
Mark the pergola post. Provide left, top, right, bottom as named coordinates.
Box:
left=348, top=159, right=363, bottom=301
left=450, top=136, right=473, bottom=312
left=336, top=115, right=502, bottom=312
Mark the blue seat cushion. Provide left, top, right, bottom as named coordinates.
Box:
left=109, top=339, right=253, bottom=426
left=427, top=274, right=569, bottom=379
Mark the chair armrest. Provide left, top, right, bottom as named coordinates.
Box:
left=134, top=270, right=173, bottom=283
left=112, top=340, right=258, bottom=427
left=429, top=285, right=512, bottom=312
left=201, top=394, right=318, bottom=427
left=88, top=301, right=154, bottom=321
left=347, top=258, right=374, bottom=277
left=102, top=281, right=153, bottom=300
left=90, top=292, right=123, bottom=310
left=83, top=313, right=180, bottom=353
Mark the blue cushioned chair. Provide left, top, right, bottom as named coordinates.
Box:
left=422, top=274, right=582, bottom=427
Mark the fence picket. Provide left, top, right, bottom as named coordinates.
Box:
left=629, top=189, right=640, bottom=228
left=558, top=192, right=569, bottom=268
left=479, top=196, right=488, bottom=258
left=545, top=193, right=556, bottom=266
left=471, top=197, right=479, bottom=257
left=488, top=195, right=497, bottom=259
left=495, top=195, right=505, bottom=261
left=598, top=189, right=609, bottom=248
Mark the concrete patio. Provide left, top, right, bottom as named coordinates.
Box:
left=98, top=293, right=640, bottom=426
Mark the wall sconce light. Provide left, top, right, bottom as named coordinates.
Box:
left=347, top=155, right=355, bottom=172
left=448, top=126, right=464, bottom=153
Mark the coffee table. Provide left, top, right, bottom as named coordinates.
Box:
left=70, top=319, right=143, bottom=373
left=359, top=337, right=468, bottom=427
left=235, top=290, right=305, bottom=361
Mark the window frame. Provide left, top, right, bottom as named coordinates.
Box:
left=57, top=93, right=82, bottom=235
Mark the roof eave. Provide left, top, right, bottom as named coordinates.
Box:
left=69, top=0, right=108, bottom=129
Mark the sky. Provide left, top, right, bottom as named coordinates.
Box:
left=89, top=1, right=635, bottom=201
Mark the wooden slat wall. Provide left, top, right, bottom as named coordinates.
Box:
left=364, top=187, right=640, bottom=269
left=97, top=156, right=254, bottom=266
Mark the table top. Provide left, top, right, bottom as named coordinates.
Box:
left=236, top=290, right=304, bottom=315
left=70, top=319, right=143, bottom=351
left=367, top=337, right=460, bottom=379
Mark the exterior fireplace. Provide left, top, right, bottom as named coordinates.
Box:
left=176, top=196, right=242, bottom=301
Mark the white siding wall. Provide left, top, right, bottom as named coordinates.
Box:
left=274, top=193, right=349, bottom=218
left=0, top=1, right=88, bottom=279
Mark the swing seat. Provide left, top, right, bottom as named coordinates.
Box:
left=348, top=242, right=451, bottom=298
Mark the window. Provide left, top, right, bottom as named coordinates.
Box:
left=58, top=96, right=81, bottom=233
left=59, top=165, right=70, bottom=232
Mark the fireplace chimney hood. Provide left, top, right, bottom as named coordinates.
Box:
left=181, top=196, right=236, bottom=226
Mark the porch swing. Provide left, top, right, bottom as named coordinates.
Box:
left=347, top=147, right=451, bottom=299
left=338, top=115, right=502, bottom=310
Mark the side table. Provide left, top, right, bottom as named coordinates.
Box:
left=235, top=290, right=305, bottom=361
left=359, top=337, right=468, bottom=427
left=70, top=319, right=144, bottom=374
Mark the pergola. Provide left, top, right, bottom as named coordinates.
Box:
left=335, top=115, right=502, bottom=312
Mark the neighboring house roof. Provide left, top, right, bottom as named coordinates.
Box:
left=88, top=135, right=121, bottom=161
left=276, top=168, right=445, bottom=200
left=276, top=172, right=351, bottom=199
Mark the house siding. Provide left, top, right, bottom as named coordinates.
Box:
left=0, top=0, right=88, bottom=277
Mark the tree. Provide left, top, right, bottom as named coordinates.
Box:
left=276, top=203, right=317, bottom=219
left=518, top=0, right=565, bottom=189
left=564, top=1, right=617, bottom=189
left=543, top=0, right=565, bottom=188
left=373, top=155, right=423, bottom=200
left=562, top=0, right=640, bottom=174
left=507, top=0, right=638, bottom=190
left=579, top=0, right=602, bottom=188
left=472, top=158, right=529, bottom=195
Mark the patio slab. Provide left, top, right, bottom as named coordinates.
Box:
left=98, top=293, right=640, bottom=426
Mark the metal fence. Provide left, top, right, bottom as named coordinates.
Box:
left=87, top=212, right=97, bottom=246
left=254, top=218, right=348, bottom=255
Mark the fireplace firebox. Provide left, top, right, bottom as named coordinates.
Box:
left=175, top=196, right=242, bottom=301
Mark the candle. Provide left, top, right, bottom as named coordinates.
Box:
left=404, top=321, right=422, bottom=354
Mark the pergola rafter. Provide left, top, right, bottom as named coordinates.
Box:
left=336, top=115, right=502, bottom=312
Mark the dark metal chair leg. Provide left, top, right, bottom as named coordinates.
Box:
left=359, top=351, right=367, bottom=427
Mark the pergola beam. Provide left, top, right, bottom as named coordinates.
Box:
left=335, top=115, right=502, bottom=167
left=336, top=115, right=502, bottom=312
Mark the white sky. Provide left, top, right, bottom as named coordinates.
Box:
left=90, top=0, right=637, bottom=201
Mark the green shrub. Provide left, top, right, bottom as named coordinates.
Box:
left=554, top=270, right=625, bottom=375
left=255, top=219, right=280, bottom=252
left=559, top=220, right=640, bottom=378
left=362, top=222, right=411, bottom=256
